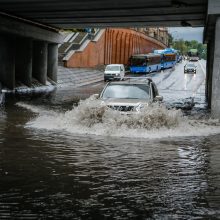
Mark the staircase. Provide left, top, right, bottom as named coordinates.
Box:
left=58, top=29, right=102, bottom=66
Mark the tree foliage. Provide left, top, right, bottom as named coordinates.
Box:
left=171, top=39, right=207, bottom=60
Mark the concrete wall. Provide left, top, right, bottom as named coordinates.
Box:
left=64, top=28, right=166, bottom=68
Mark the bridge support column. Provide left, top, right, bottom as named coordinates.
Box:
left=211, top=17, right=220, bottom=118
left=47, top=43, right=58, bottom=82
left=15, top=38, right=32, bottom=86
left=0, top=35, right=15, bottom=89
left=33, top=41, right=47, bottom=85
left=206, top=39, right=215, bottom=108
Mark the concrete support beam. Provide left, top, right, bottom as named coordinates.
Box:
left=0, top=35, right=15, bottom=89
left=15, top=38, right=32, bottom=86
left=33, top=41, right=48, bottom=85
left=0, top=14, right=63, bottom=44
left=211, top=17, right=220, bottom=118
left=47, top=43, right=58, bottom=82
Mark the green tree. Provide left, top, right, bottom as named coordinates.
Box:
left=171, top=39, right=207, bottom=60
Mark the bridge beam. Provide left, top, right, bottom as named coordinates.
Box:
left=0, top=13, right=63, bottom=44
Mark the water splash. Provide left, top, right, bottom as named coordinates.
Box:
left=16, top=96, right=220, bottom=139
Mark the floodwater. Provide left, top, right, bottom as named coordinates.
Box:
left=0, top=61, right=220, bottom=219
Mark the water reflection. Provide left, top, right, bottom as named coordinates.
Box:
left=1, top=125, right=220, bottom=219
left=0, top=80, right=220, bottom=219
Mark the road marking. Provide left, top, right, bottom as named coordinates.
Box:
left=198, top=60, right=206, bottom=77
left=193, top=60, right=206, bottom=93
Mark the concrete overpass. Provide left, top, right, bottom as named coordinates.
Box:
left=0, top=0, right=207, bottom=28
left=0, top=0, right=220, bottom=117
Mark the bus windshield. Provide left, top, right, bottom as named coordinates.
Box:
left=130, top=57, right=146, bottom=66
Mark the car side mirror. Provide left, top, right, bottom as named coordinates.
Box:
left=154, top=95, right=163, bottom=101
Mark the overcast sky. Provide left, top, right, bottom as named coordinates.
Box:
left=168, top=27, right=204, bottom=43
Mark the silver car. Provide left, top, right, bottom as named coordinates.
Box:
left=184, top=63, right=197, bottom=74
left=99, top=77, right=163, bottom=112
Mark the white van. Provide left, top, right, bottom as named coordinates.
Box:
left=104, top=64, right=125, bottom=81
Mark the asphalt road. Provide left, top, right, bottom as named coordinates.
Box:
left=75, top=60, right=206, bottom=109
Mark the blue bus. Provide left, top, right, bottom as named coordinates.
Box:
left=129, top=53, right=162, bottom=74
left=174, top=50, right=182, bottom=63
left=154, top=48, right=177, bottom=69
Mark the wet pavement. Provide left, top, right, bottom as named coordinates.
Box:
left=1, top=60, right=220, bottom=219
left=57, top=66, right=104, bottom=88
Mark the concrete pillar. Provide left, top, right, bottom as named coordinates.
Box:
left=206, top=42, right=210, bottom=101
left=0, top=34, right=15, bottom=89
left=15, top=38, right=32, bottom=87
left=211, top=17, right=220, bottom=118
left=33, top=41, right=47, bottom=85
left=47, top=43, right=58, bottom=82
left=206, top=40, right=214, bottom=108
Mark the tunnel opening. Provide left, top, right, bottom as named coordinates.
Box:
left=57, top=26, right=207, bottom=112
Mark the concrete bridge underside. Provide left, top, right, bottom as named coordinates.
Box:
left=1, top=0, right=220, bottom=118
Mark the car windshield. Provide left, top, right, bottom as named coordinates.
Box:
left=105, top=65, right=120, bottom=71
left=186, top=64, right=195, bottom=68
left=101, top=84, right=150, bottom=99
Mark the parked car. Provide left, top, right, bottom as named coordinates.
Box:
left=104, top=64, right=125, bottom=81
left=184, top=63, right=197, bottom=74
left=99, top=77, right=163, bottom=112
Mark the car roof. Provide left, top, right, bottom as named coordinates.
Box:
left=186, top=63, right=196, bottom=66
left=131, top=53, right=161, bottom=58
left=107, top=77, right=152, bottom=85
left=106, top=64, right=123, bottom=66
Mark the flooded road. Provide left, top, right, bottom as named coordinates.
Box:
left=1, top=61, right=220, bottom=219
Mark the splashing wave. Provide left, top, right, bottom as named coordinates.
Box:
left=16, top=96, right=220, bottom=139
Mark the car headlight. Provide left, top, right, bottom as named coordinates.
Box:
left=135, top=104, right=145, bottom=112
